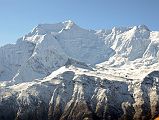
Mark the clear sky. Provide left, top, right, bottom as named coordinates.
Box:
left=0, top=0, right=159, bottom=46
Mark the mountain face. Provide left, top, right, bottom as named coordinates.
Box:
left=0, top=20, right=159, bottom=120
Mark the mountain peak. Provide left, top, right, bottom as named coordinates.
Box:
left=63, top=20, right=74, bottom=24
left=0, top=21, right=159, bottom=120
left=62, top=20, right=76, bottom=30
left=31, top=22, right=64, bottom=34
left=137, top=25, right=150, bottom=31
left=29, top=20, right=78, bottom=35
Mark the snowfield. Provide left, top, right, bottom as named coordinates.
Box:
left=0, top=20, right=159, bottom=120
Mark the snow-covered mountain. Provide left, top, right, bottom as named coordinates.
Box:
left=0, top=20, right=159, bottom=120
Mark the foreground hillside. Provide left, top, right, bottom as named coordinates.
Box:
left=0, top=20, right=159, bottom=120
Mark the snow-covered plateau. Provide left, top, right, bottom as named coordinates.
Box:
left=0, top=20, right=159, bottom=120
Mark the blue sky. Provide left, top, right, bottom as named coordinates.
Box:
left=0, top=0, right=159, bottom=46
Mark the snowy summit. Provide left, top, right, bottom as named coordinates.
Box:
left=0, top=21, right=159, bottom=120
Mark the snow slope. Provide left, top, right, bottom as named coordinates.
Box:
left=0, top=20, right=159, bottom=120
